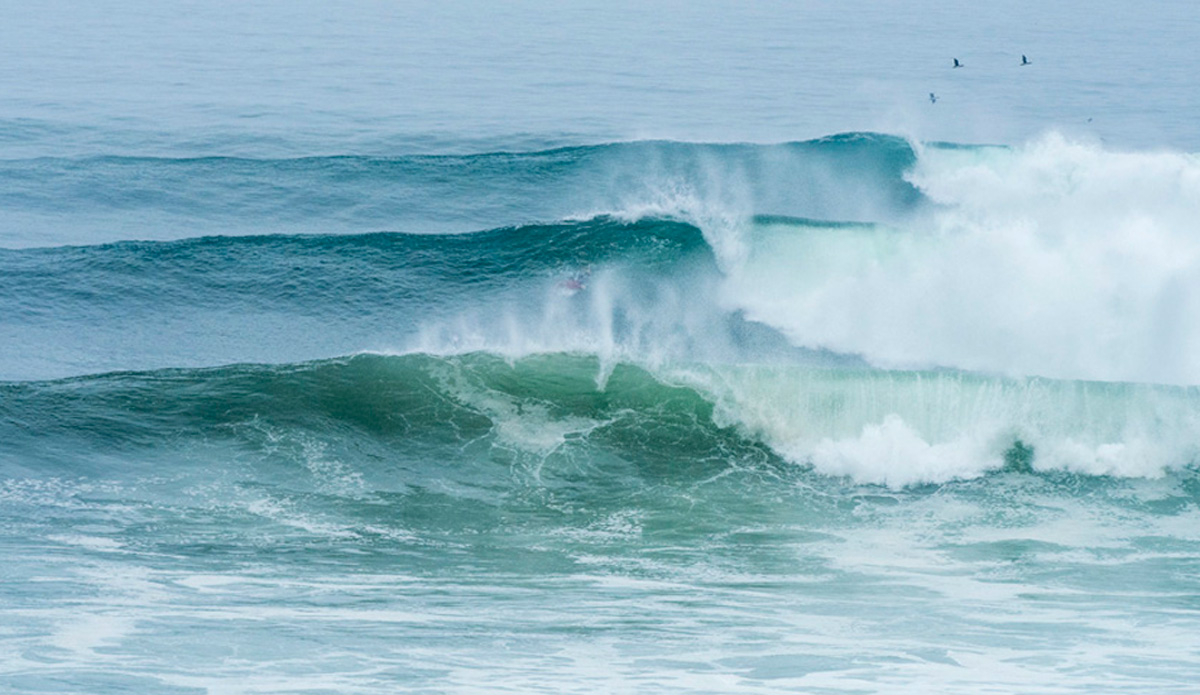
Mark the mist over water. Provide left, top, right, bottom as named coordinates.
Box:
left=4, top=2, right=1200, bottom=693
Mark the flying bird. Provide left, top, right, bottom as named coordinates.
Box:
left=929, top=93, right=938, bottom=103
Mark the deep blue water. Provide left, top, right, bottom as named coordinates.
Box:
left=4, top=2, right=1200, bottom=693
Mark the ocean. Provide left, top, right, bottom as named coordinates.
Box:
left=4, top=1, right=1200, bottom=693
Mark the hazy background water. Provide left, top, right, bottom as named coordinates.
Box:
left=4, top=0, right=1199, bottom=160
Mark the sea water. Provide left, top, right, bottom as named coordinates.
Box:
left=3, top=1, right=1200, bottom=693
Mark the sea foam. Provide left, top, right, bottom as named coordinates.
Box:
left=720, top=133, right=1200, bottom=385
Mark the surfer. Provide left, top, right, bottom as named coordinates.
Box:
left=953, top=58, right=963, bottom=68
left=1021, top=54, right=1031, bottom=66
left=929, top=93, right=938, bottom=104
left=558, top=265, right=591, bottom=292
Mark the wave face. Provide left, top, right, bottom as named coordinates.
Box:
left=7, top=132, right=1200, bottom=694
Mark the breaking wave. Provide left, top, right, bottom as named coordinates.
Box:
left=4, top=353, right=1198, bottom=488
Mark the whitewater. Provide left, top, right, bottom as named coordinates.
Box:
left=4, top=1, right=1200, bottom=693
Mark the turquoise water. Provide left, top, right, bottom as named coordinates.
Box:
left=4, top=2, right=1200, bottom=693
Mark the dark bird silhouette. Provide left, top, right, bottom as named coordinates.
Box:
left=1021, top=54, right=1031, bottom=66
left=929, top=93, right=938, bottom=104
left=953, top=58, right=963, bottom=68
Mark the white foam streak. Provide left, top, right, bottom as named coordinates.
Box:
left=1038, top=438, right=1172, bottom=478
left=808, top=415, right=994, bottom=486
left=673, top=365, right=1200, bottom=487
